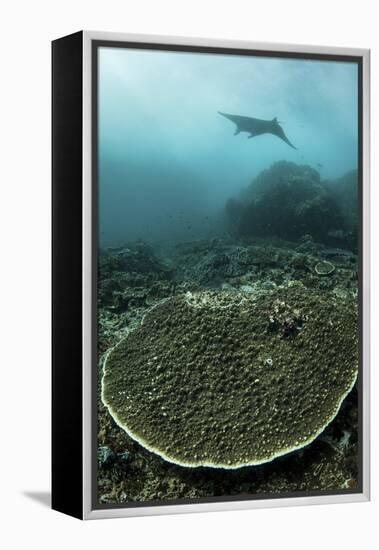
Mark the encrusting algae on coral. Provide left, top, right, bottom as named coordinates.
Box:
left=102, top=287, right=358, bottom=469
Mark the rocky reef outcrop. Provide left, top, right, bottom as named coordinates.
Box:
left=225, top=161, right=351, bottom=245
left=325, top=169, right=358, bottom=249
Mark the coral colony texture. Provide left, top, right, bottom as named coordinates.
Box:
left=96, top=49, right=359, bottom=505
left=102, top=288, right=357, bottom=468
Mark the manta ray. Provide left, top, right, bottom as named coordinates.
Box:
left=218, top=111, right=297, bottom=149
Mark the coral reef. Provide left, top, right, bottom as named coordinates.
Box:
left=96, top=162, right=359, bottom=503
left=102, top=287, right=357, bottom=468
left=225, top=161, right=347, bottom=244
left=325, top=169, right=358, bottom=250
left=315, top=260, right=335, bottom=276
left=97, top=393, right=358, bottom=503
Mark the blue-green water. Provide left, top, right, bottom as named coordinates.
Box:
left=98, top=47, right=358, bottom=247
left=97, top=46, right=360, bottom=501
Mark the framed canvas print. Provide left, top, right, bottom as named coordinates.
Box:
left=52, top=31, right=370, bottom=520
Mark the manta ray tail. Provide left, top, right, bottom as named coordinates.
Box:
left=280, top=135, right=297, bottom=149
left=272, top=123, right=297, bottom=149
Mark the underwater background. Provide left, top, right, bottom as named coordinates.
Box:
left=98, top=47, right=357, bottom=247
left=96, top=46, right=359, bottom=504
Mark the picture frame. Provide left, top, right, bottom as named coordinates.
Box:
left=52, top=30, right=370, bottom=520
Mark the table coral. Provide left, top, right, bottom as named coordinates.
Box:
left=102, top=287, right=357, bottom=468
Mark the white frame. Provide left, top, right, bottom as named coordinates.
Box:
left=82, top=31, right=370, bottom=520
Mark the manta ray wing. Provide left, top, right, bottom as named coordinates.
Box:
left=218, top=111, right=261, bottom=133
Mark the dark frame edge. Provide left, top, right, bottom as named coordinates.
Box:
left=52, top=30, right=84, bottom=520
